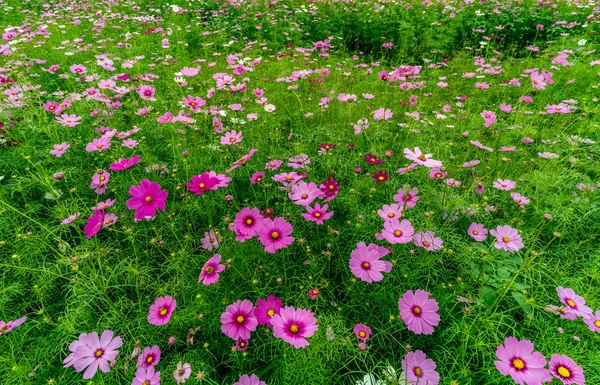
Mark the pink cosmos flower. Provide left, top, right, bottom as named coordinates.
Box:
left=182, top=95, right=206, bottom=111
left=494, top=337, right=552, bottom=385
left=320, top=177, right=340, bottom=201
left=221, top=130, right=243, bottom=145
left=549, top=354, right=585, bottom=385
left=556, top=287, right=593, bottom=319
left=236, top=338, right=249, bottom=351
left=220, top=300, right=258, bottom=340
left=308, top=287, right=320, bottom=300
left=530, top=71, right=547, bottom=90
left=56, top=114, right=82, bottom=127
left=493, top=179, right=516, bottom=191
left=0, top=316, right=26, bottom=335
left=500, top=103, right=513, bottom=113
left=290, top=181, right=321, bottom=206
left=132, top=367, right=161, bottom=385
left=265, top=159, right=283, bottom=170
left=181, top=66, right=201, bottom=77
left=138, top=85, right=155, bottom=100
left=148, top=296, right=176, bottom=326
left=233, top=207, right=263, bottom=241
left=186, top=173, right=218, bottom=195
left=61, top=213, right=80, bottom=225
left=377, top=203, right=402, bottom=221
left=401, top=350, right=440, bottom=385
left=354, top=324, right=372, bottom=341
left=413, top=231, right=444, bottom=251
left=86, top=137, right=111, bottom=153
left=173, top=362, right=191, bottom=385
left=302, top=203, right=333, bottom=225
left=403, top=147, right=442, bottom=168
left=271, top=306, right=318, bottom=348
left=481, top=110, right=497, bottom=127
left=226, top=148, right=257, bottom=173
left=70, top=64, right=87, bottom=74
left=69, top=330, right=122, bottom=379
left=43, top=101, right=62, bottom=115
left=257, top=217, right=294, bottom=253
left=136, top=345, right=161, bottom=370
left=122, top=139, right=138, bottom=149
left=373, top=107, right=393, bottom=120
left=201, top=230, right=219, bottom=251
left=381, top=219, right=415, bottom=244
left=90, top=171, right=110, bottom=195
left=110, top=155, right=140, bottom=171
left=468, top=222, right=488, bottom=242
left=393, top=185, right=419, bottom=208
left=510, top=193, right=530, bottom=206
left=198, top=254, right=225, bottom=286
left=287, top=154, right=311, bottom=169
left=490, top=225, right=524, bottom=253
left=255, top=295, right=283, bottom=327
left=250, top=171, right=264, bottom=184
left=50, top=142, right=70, bottom=157
left=349, top=242, right=392, bottom=283
left=126, top=180, right=168, bottom=220
left=84, top=210, right=105, bottom=238
left=583, top=310, right=600, bottom=333
left=234, top=374, right=266, bottom=385
left=398, top=290, right=440, bottom=335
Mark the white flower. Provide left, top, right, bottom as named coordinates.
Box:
left=355, top=374, right=384, bottom=385
left=264, top=104, right=276, bottom=112
left=578, top=39, right=587, bottom=46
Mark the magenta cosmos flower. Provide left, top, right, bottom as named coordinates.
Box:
left=493, top=178, right=516, bottom=191
left=490, top=225, right=524, bottom=253
left=220, top=300, right=258, bottom=340
left=110, top=155, right=139, bottom=171
left=381, top=218, right=414, bottom=244
left=255, top=295, right=282, bottom=326
left=549, top=354, right=585, bottom=385
left=132, top=366, right=161, bottom=385
left=401, top=350, right=440, bottom=385
left=556, top=286, right=593, bottom=319
left=583, top=310, right=600, bottom=332
left=126, top=179, right=168, bottom=221
left=302, top=203, right=334, bottom=225
left=186, top=173, right=217, bottom=195
left=69, top=330, right=122, bottom=379
left=257, top=217, right=295, bottom=253
left=234, top=207, right=264, bottom=241
left=0, top=316, right=26, bottom=335
left=353, top=324, right=372, bottom=341
left=468, top=222, right=488, bottom=242
left=148, top=296, right=176, bottom=326
left=399, top=290, right=440, bottom=335
left=494, top=337, right=552, bottom=385
left=271, top=306, right=318, bottom=348
left=136, top=345, right=161, bottom=370
left=234, top=374, right=266, bottom=385
left=403, top=147, right=442, bottom=168
left=198, top=254, right=225, bottom=286
left=349, top=242, right=392, bottom=283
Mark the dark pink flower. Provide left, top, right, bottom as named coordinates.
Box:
left=148, top=296, right=176, bottom=326
left=220, top=300, right=257, bottom=340
left=257, top=217, right=294, bottom=253
left=198, top=254, right=225, bottom=286
left=349, top=242, right=392, bottom=283
left=271, top=306, right=318, bottom=348
left=353, top=324, right=371, bottom=341
left=110, top=155, right=139, bottom=170
left=126, top=180, right=168, bottom=221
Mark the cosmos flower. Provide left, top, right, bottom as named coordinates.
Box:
left=271, top=306, right=318, bottom=348
left=136, top=345, right=161, bottom=370
left=0, top=316, right=26, bottom=335
left=302, top=203, right=334, bottom=225
left=401, top=350, right=440, bottom=385
left=173, top=362, right=192, bottom=385
left=403, top=147, right=442, bottom=168
left=233, top=207, right=264, bottom=241
left=349, top=242, right=392, bottom=283
left=556, top=286, right=593, bottom=319
left=468, top=222, right=488, bottom=242
left=186, top=173, right=218, bottom=195
left=398, top=290, right=440, bottom=335
left=234, top=374, right=266, bottom=385
left=132, top=366, right=161, bottom=385
left=126, top=180, right=168, bottom=221
left=110, top=154, right=140, bottom=170
left=67, top=330, right=122, bottom=379
left=549, top=354, right=585, bottom=385
left=354, top=324, right=372, bottom=341
left=255, top=295, right=283, bottom=327
left=198, top=254, right=226, bottom=286
left=490, top=226, right=524, bottom=253
left=220, top=300, right=258, bottom=340
left=50, top=142, right=70, bottom=157
left=257, top=217, right=294, bottom=253
left=148, top=296, right=176, bottom=326
left=494, top=337, right=552, bottom=385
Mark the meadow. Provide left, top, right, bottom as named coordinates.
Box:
left=1, top=0, right=600, bottom=384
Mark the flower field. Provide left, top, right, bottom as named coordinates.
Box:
left=1, top=0, right=600, bottom=384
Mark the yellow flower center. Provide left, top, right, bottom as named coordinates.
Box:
left=557, top=366, right=571, bottom=378
left=362, top=262, right=370, bottom=269
left=100, top=176, right=105, bottom=181
left=423, top=241, right=430, bottom=247
left=412, top=306, right=421, bottom=315
left=229, top=137, right=236, bottom=142
left=329, top=185, right=334, bottom=190
left=312, top=289, right=319, bottom=295
left=145, top=196, right=153, bottom=202
left=257, top=177, right=262, bottom=181
left=501, top=183, right=507, bottom=187
left=205, top=266, right=214, bottom=273
left=239, top=341, right=246, bottom=347
left=473, top=230, right=479, bottom=235
left=57, top=146, right=63, bottom=150
left=267, top=309, right=275, bottom=317
left=314, top=212, right=321, bottom=218
left=285, top=175, right=292, bottom=181
left=94, top=349, right=103, bottom=358
left=512, top=359, right=525, bottom=370
left=142, top=381, right=150, bottom=385
left=0, top=324, right=7, bottom=331
left=159, top=307, right=168, bottom=316
left=378, top=176, right=384, bottom=181
left=418, top=154, right=427, bottom=161
left=245, top=218, right=253, bottom=225
left=236, top=315, right=245, bottom=323
left=414, top=367, right=423, bottom=377
left=394, top=230, right=402, bottom=237
left=271, top=231, right=280, bottom=239
left=387, top=212, right=395, bottom=218
left=177, top=369, right=185, bottom=376
left=359, top=331, right=366, bottom=338
left=567, top=299, right=576, bottom=308
left=301, top=194, right=308, bottom=199
left=147, top=356, right=153, bottom=363
left=289, top=324, right=299, bottom=333
left=199, top=183, right=205, bottom=188
left=594, top=320, right=600, bottom=328
left=502, top=236, right=510, bottom=243
left=97, top=143, right=103, bottom=148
